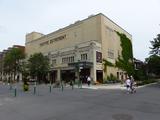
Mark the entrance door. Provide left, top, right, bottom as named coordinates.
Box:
left=61, top=70, right=75, bottom=83
left=96, top=70, right=103, bottom=83
left=79, top=68, right=90, bottom=83
left=50, top=70, right=57, bottom=83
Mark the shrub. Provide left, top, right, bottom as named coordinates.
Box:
left=103, top=73, right=120, bottom=83
left=23, top=83, right=29, bottom=91
left=136, top=79, right=157, bottom=86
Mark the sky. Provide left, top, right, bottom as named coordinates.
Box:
left=0, top=0, right=160, bottom=61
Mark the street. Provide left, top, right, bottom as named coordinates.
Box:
left=0, top=83, right=160, bottom=120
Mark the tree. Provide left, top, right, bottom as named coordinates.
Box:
left=20, top=61, right=29, bottom=82
left=150, top=34, right=160, bottom=56
left=115, top=32, right=134, bottom=76
left=145, top=55, right=160, bottom=77
left=134, top=63, right=148, bottom=80
left=27, top=53, right=50, bottom=83
left=0, top=58, right=3, bottom=81
left=3, top=48, right=25, bottom=82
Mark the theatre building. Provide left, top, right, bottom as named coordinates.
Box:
left=25, top=13, right=132, bottom=83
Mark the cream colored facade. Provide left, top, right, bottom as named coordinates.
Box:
left=25, top=13, right=132, bottom=83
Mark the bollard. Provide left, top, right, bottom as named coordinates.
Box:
left=49, top=85, right=52, bottom=93
left=72, top=84, right=74, bottom=90
left=80, top=80, right=82, bottom=89
left=71, top=81, right=74, bottom=90
left=34, top=86, right=36, bottom=95
left=34, top=82, right=37, bottom=95
left=10, top=84, right=12, bottom=90
left=61, top=81, right=64, bottom=92
left=78, top=80, right=80, bottom=88
left=61, top=84, right=63, bottom=91
left=14, top=87, right=17, bottom=97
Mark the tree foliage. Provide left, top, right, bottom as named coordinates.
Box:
left=146, top=55, right=160, bottom=77
left=115, top=32, right=134, bottom=76
left=134, top=64, right=148, bottom=80
left=27, top=53, right=50, bottom=83
left=103, top=59, right=114, bottom=72
left=150, top=34, right=160, bottom=56
left=3, top=48, right=25, bottom=81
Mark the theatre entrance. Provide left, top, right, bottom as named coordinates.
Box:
left=68, top=61, right=93, bottom=83
left=50, top=70, right=57, bottom=83
left=96, top=70, right=103, bottom=83
left=80, top=68, right=90, bottom=83
left=61, top=69, right=75, bottom=83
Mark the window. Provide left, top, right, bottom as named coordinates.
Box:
left=51, top=59, right=56, bottom=66
left=96, top=51, right=102, bottom=63
left=81, top=53, right=87, bottom=61
left=108, top=49, right=114, bottom=59
left=62, top=58, right=66, bottom=63
left=62, top=56, right=74, bottom=63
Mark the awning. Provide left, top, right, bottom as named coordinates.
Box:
left=68, top=61, right=93, bottom=68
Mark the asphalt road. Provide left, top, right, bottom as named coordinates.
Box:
left=0, top=83, right=160, bottom=120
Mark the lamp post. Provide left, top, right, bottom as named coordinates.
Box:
left=34, top=81, right=36, bottom=95
left=48, top=52, right=52, bottom=93
left=76, top=60, right=82, bottom=89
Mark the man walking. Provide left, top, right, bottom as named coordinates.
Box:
left=87, top=76, right=91, bottom=86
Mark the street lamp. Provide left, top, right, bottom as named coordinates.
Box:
left=48, top=52, right=52, bottom=93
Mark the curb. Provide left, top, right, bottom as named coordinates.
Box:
left=137, top=82, right=158, bottom=88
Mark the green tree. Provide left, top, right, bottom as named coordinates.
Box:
left=27, top=53, right=50, bottom=83
left=150, top=34, right=160, bottom=56
left=3, top=48, right=25, bottom=82
left=20, top=61, right=29, bottom=82
left=146, top=55, right=160, bottom=77
left=115, top=32, right=134, bottom=76
left=0, top=58, right=3, bottom=81
left=134, top=64, right=148, bottom=80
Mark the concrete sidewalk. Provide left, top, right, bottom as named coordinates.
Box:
left=81, top=82, right=158, bottom=90
left=80, top=83, right=126, bottom=90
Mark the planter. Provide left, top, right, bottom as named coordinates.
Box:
left=23, top=84, right=29, bottom=91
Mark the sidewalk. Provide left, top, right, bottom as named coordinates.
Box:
left=81, top=82, right=158, bottom=90
left=81, top=83, right=126, bottom=90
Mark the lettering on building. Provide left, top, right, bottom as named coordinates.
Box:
left=40, top=41, right=49, bottom=46
left=50, top=35, right=66, bottom=44
left=40, top=34, right=66, bottom=47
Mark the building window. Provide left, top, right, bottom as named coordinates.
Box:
left=70, top=56, right=74, bottom=63
left=96, top=51, right=102, bottom=63
left=62, top=58, right=66, bottom=63
left=51, top=59, right=56, bottom=66
left=62, top=56, right=74, bottom=63
left=108, top=49, right=114, bottom=59
left=81, top=53, right=87, bottom=61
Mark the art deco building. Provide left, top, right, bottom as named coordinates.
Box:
left=25, top=13, right=132, bottom=83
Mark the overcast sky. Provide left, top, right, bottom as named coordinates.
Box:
left=0, top=0, right=160, bottom=61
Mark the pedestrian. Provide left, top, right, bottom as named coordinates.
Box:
left=87, top=76, right=91, bottom=86
left=125, top=77, right=131, bottom=93
left=70, top=79, right=73, bottom=86
left=130, top=76, right=136, bottom=93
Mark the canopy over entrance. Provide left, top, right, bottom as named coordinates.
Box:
left=68, top=61, right=93, bottom=68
